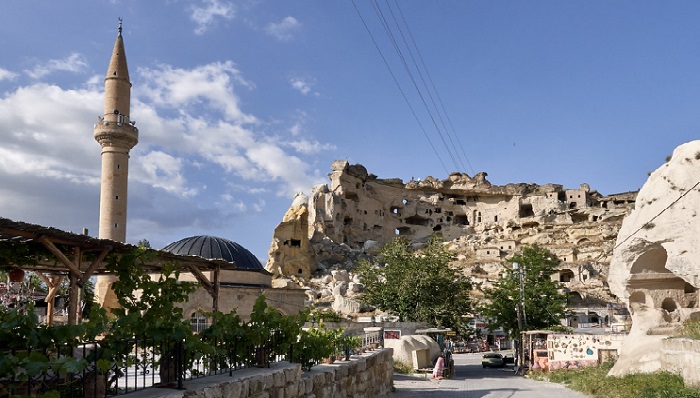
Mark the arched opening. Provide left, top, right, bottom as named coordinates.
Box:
left=629, top=291, right=647, bottom=314
left=661, top=298, right=678, bottom=313
left=568, top=291, right=583, bottom=306
left=630, top=246, right=670, bottom=274
left=560, top=269, right=575, bottom=283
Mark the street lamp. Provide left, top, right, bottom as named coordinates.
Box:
left=513, top=262, right=526, bottom=373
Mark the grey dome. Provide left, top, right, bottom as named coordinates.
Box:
left=162, top=235, right=264, bottom=271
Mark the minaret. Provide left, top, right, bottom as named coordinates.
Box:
left=94, top=18, right=138, bottom=242
left=94, top=19, right=138, bottom=311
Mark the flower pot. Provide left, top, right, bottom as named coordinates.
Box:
left=8, top=269, right=24, bottom=282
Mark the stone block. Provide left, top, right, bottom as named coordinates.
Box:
left=222, top=380, right=242, bottom=398
left=262, top=374, right=275, bottom=390
left=273, top=371, right=285, bottom=388
left=334, top=366, right=348, bottom=381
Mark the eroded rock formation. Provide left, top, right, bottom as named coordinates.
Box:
left=608, top=140, right=700, bottom=376
left=266, top=160, right=636, bottom=317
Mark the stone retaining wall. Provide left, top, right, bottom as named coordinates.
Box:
left=132, top=349, right=393, bottom=398
left=660, top=338, right=700, bottom=387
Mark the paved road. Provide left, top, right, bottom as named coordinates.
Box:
left=387, top=352, right=590, bottom=398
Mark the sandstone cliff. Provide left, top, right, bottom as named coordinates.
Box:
left=608, top=140, right=700, bottom=377
left=266, top=160, right=636, bottom=318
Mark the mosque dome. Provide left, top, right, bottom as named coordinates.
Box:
left=162, top=235, right=264, bottom=271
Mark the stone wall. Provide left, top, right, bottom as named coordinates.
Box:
left=131, top=349, right=393, bottom=398
left=660, top=338, right=700, bottom=387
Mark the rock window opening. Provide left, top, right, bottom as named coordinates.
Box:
left=344, top=216, right=353, bottom=226
left=402, top=199, right=408, bottom=205
left=298, top=268, right=303, bottom=275
left=519, top=204, right=534, bottom=218
left=433, top=225, right=442, bottom=232
left=114, top=223, right=118, bottom=228
left=569, top=202, right=577, bottom=209
left=560, top=269, right=575, bottom=283
left=453, top=215, right=468, bottom=226
left=455, top=199, right=466, bottom=205
left=477, top=212, right=482, bottom=223
left=396, top=227, right=411, bottom=236
left=568, top=291, right=584, bottom=306
left=283, top=239, right=301, bottom=247
left=117, top=164, right=120, bottom=170
left=435, top=208, right=442, bottom=213
left=661, top=298, right=678, bottom=313
left=115, top=195, right=119, bottom=200
left=345, top=192, right=359, bottom=202
left=405, top=216, right=430, bottom=226
left=494, top=215, right=498, bottom=222
left=391, top=207, right=399, bottom=214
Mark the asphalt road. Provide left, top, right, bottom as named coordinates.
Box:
left=386, top=352, right=591, bottom=398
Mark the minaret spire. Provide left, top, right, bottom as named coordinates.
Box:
left=94, top=20, right=138, bottom=242
left=94, top=20, right=139, bottom=311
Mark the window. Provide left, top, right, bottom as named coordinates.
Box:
left=191, top=313, right=208, bottom=333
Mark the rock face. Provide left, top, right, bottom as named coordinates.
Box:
left=266, top=160, right=636, bottom=317
left=265, top=193, right=317, bottom=281
left=608, top=141, right=700, bottom=377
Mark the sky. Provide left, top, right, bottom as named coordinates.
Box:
left=1, top=1, right=700, bottom=262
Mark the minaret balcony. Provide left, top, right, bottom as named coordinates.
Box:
left=94, top=116, right=139, bottom=149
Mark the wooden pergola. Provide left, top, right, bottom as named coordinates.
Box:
left=0, top=217, right=234, bottom=325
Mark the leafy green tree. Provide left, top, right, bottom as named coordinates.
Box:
left=479, top=245, right=569, bottom=338
left=357, top=237, right=472, bottom=332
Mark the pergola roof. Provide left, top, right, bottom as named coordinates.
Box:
left=0, top=216, right=237, bottom=274
left=0, top=216, right=235, bottom=325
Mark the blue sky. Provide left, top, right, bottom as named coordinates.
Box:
left=1, top=1, right=699, bottom=262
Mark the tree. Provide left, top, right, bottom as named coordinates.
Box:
left=357, top=237, right=472, bottom=332
left=478, top=245, right=569, bottom=338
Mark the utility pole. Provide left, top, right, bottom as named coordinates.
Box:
left=514, top=262, right=526, bottom=373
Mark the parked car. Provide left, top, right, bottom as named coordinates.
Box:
left=502, top=354, right=515, bottom=364
left=482, top=353, right=505, bottom=368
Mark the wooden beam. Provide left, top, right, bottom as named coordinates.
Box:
left=39, top=236, right=82, bottom=280
left=78, top=247, right=111, bottom=286
left=186, top=264, right=215, bottom=297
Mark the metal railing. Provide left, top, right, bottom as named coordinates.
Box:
left=1, top=329, right=380, bottom=397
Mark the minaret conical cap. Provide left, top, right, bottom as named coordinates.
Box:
left=106, top=27, right=130, bottom=82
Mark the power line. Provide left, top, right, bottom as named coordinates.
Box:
left=391, top=0, right=474, bottom=175
left=369, top=0, right=462, bottom=172
left=350, top=0, right=450, bottom=175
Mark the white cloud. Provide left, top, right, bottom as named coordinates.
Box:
left=265, top=16, right=301, bottom=41
left=290, top=78, right=311, bottom=95
left=138, top=61, right=256, bottom=124
left=287, top=139, right=337, bottom=155
left=0, top=58, right=330, bottom=249
left=190, top=0, right=235, bottom=35
left=137, top=151, right=198, bottom=197
left=25, top=53, right=88, bottom=79
left=0, top=83, right=102, bottom=180
left=0, top=68, right=18, bottom=81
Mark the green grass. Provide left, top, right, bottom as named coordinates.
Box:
left=678, top=319, right=700, bottom=340
left=393, top=360, right=414, bottom=375
left=529, top=362, right=700, bottom=398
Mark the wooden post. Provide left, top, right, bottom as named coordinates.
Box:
left=212, top=265, right=220, bottom=315
left=67, top=247, right=82, bottom=325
